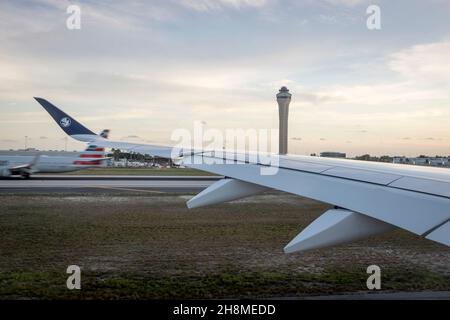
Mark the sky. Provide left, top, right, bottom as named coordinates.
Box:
left=0, top=0, right=449, bottom=157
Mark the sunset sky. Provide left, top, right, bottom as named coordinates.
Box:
left=1, top=0, right=449, bottom=156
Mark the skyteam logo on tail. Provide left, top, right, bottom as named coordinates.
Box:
left=60, top=117, right=72, bottom=128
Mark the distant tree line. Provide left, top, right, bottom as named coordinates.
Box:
left=353, top=154, right=449, bottom=162
left=109, top=149, right=172, bottom=166
left=354, top=154, right=393, bottom=162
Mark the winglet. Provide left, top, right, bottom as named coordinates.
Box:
left=34, top=97, right=97, bottom=140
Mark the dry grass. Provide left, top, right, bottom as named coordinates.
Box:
left=0, top=192, right=449, bottom=299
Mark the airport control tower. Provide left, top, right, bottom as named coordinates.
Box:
left=276, top=86, right=292, bottom=155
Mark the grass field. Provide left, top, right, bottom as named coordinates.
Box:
left=0, top=191, right=449, bottom=299
left=62, top=167, right=218, bottom=176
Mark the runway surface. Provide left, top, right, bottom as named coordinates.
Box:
left=29, top=175, right=221, bottom=180
left=0, top=175, right=220, bottom=193
left=300, top=291, right=450, bottom=300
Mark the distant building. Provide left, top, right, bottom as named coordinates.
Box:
left=393, top=156, right=450, bottom=167
left=320, top=151, right=346, bottom=158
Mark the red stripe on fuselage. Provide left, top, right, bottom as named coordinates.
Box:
left=73, top=160, right=102, bottom=165
left=86, top=147, right=105, bottom=152
left=79, top=154, right=104, bottom=158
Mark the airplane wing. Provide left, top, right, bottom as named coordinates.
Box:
left=8, top=154, right=40, bottom=177
left=35, top=97, right=450, bottom=253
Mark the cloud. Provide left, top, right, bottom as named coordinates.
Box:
left=322, top=0, right=368, bottom=7
left=389, top=40, right=450, bottom=84
left=0, top=1, right=449, bottom=156
left=296, top=92, right=342, bottom=105
left=0, top=0, right=174, bottom=43
left=316, top=14, right=339, bottom=24
left=177, top=0, right=269, bottom=11
left=292, top=39, right=450, bottom=109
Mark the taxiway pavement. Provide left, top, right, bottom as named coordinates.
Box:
left=0, top=175, right=220, bottom=193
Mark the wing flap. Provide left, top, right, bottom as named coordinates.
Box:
left=279, top=158, right=333, bottom=173
left=321, top=166, right=402, bottom=185
left=389, top=176, right=450, bottom=198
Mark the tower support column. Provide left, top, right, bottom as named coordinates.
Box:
left=276, top=86, right=292, bottom=155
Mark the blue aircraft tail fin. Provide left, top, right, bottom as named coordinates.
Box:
left=34, top=97, right=96, bottom=137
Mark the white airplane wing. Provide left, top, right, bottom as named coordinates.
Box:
left=7, top=154, right=40, bottom=176
left=35, top=97, right=450, bottom=253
